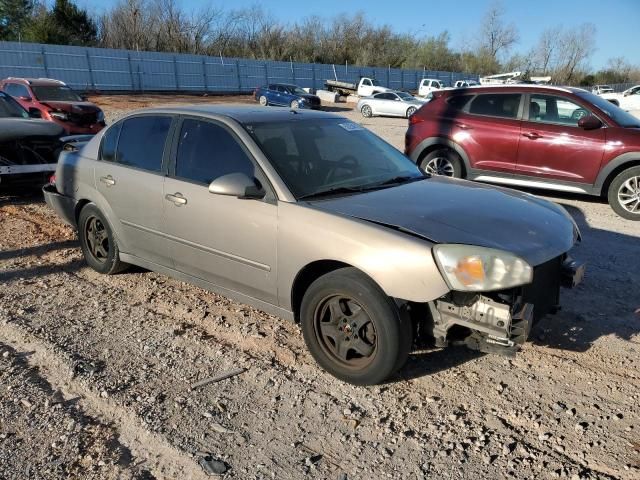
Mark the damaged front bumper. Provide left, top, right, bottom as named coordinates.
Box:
left=429, top=255, right=585, bottom=357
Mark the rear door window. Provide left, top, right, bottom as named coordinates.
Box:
left=115, top=116, right=172, bottom=172
left=469, top=93, right=522, bottom=119
left=175, top=119, right=256, bottom=185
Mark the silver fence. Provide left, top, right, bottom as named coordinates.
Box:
left=0, top=41, right=479, bottom=93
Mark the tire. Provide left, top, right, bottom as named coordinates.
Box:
left=290, top=100, right=299, bottom=109
left=607, top=166, right=640, bottom=220
left=78, top=204, right=128, bottom=274
left=419, top=148, right=463, bottom=177
left=300, top=267, right=412, bottom=385
left=361, top=104, right=372, bottom=118
left=259, top=95, right=268, bottom=106
left=406, top=106, right=417, bottom=118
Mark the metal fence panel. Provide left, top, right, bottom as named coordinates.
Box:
left=0, top=41, right=479, bottom=93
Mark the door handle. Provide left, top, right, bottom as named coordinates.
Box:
left=99, top=175, right=115, bottom=186
left=523, top=132, right=542, bottom=139
left=454, top=122, right=472, bottom=130
left=165, top=192, right=187, bottom=206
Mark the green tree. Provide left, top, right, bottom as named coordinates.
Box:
left=0, top=0, right=34, bottom=40
left=24, top=0, right=97, bottom=45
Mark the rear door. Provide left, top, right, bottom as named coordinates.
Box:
left=94, top=115, right=174, bottom=266
left=163, top=117, right=278, bottom=304
left=450, top=92, right=523, bottom=173
left=516, top=93, right=605, bottom=184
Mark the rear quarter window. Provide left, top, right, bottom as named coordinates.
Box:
left=468, top=93, right=521, bottom=119
left=446, top=95, right=473, bottom=111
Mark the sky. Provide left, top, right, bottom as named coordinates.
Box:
left=82, top=0, right=640, bottom=70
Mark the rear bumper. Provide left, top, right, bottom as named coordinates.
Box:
left=42, top=183, right=77, bottom=227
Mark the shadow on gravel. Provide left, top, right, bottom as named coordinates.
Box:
left=531, top=203, right=640, bottom=353
left=0, top=239, right=78, bottom=261
left=0, top=186, right=45, bottom=206
left=0, top=258, right=85, bottom=282
left=396, top=347, right=484, bottom=382
left=0, top=342, right=143, bottom=474
left=321, top=105, right=354, bottom=113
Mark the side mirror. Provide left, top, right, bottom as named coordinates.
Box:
left=578, top=114, right=602, bottom=130
left=29, top=109, right=42, bottom=119
left=208, top=172, right=265, bottom=199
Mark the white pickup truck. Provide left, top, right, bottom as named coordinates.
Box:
left=418, top=78, right=444, bottom=97
left=601, top=85, right=640, bottom=111
left=325, top=77, right=393, bottom=97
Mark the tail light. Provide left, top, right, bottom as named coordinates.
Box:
left=409, top=113, right=424, bottom=125
left=49, top=174, right=56, bottom=185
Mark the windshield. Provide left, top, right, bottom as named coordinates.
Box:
left=289, top=86, right=307, bottom=95
left=397, top=92, right=414, bottom=100
left=576, top=91, right=640, bottom=128
left=31, top=85, right=82, bottom=102
left=0, top=93, right=29, bottom=118
left=245, top=118, right=424, bottom=199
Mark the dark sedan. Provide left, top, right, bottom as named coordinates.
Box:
left=254, top=84, right=321, bottom=110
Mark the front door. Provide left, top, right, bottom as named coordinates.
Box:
left=94, top=114, right=173, bottom=265
left=516, top=94, right=605, bottom=185
left=163, top=117, right=278, bottom=304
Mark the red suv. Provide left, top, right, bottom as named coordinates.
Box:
left=0, top=77, right=105, bottom=135
left=405, top=85, right=640, bottom=220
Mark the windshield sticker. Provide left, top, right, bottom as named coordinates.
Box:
left=338, top=122, right=364, bottom=131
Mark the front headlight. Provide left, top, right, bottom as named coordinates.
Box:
left=433, top=245, right=533, bottom=291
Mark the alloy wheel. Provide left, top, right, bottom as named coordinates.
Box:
left=424, top=157, right=455, bottom=176
left=361, top=105, right=372, bottom=117
left=617, top=175, right=640, bottom=214
left=313, top=295, right=377, bottom=369
left=259, top=96, right=267, bottom=106
left=85, top=216, right=109, bottom=263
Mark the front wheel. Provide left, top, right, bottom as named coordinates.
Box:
left=419, top=148, right=463, bottom=177
left=406, top=106, right=417, bottom=118
left=78, top=204, right=128, bottom=274
left=290, top=100, right=299, bottom=109
left=300, top=268, right=412, bottom=385
left=608, top=166, right=640, bottom=220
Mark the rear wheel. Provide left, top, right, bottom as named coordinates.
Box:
left=259, top=95, right=268, bottom=106
left=300, top=268, right=412, bottom=385
left=608, top=166, right=640, bottom=220
left=361, top=104, right=372, bottom=118
left=420, top=148, right=463, bottom=177
left=78, top=204, right=128, bottom=274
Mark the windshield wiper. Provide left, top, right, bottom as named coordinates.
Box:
left=363, top=174, right=427, bottom=188
left=298, top=186, right=368, bottom=200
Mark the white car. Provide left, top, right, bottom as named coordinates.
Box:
left=601, top=85, right=640, bottom=111
left=418, top=78, right=444, bottom=97
left=454, top=80, right=480, bottom=88
left=591, top=85, right=614, bottom=95
left=358, top=91, right=426, bottom=118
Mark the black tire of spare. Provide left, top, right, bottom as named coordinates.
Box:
left=77, top=203, right=128, bottom=274
left=607, top=166, right=640, bottom=221
left=300, top=267, right=413, bottom=385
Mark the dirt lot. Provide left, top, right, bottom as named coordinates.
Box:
left=1, top=94, right=639, bottom=480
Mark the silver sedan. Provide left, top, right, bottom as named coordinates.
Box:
left=358, top=91, right=427, bottom=118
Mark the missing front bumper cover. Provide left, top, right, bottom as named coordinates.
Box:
left=430, top=295, right=533, bottom=357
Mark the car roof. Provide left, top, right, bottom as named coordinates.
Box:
left=125, top=105, right=339, bottom=123
left=443, top=84, right=588, bottom=95
left=2, top=77, right=67, bottom=86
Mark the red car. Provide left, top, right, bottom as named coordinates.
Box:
left=0, top=77, right=105, bottom=135
left=405, top=85, right=640, bottom=220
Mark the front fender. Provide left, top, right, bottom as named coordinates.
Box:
left=276, top=202, right=450, bottom=310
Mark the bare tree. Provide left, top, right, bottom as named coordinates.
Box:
left=478, top=1, right=519, bottom=61
left=553, top=23, right=596, bottom=84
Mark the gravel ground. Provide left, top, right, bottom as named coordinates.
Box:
left=0, top=94, right=639, bottom=480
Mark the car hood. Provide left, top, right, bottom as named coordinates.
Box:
left=40, top=101, right=101, bottom=113
left=307, top=177, right=578, bottom=266
left=0, top=118, right=65, bottom=142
